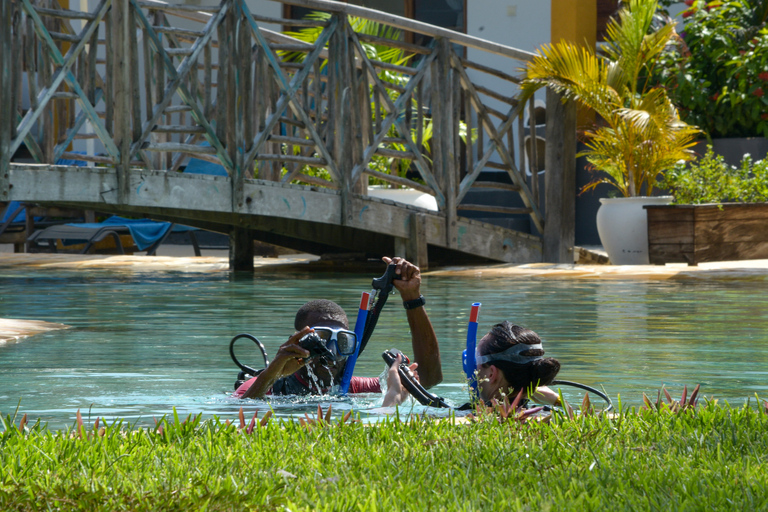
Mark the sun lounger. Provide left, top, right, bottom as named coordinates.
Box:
left=27, top=216, right=188, bottom=255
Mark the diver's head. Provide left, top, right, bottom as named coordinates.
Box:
left=295, top=299, right=349, bottom=331
left=294, top=300, right=350, bottom=385
left=475, top=321, right=560, bottom=402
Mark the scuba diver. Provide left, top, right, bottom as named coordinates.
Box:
left=383, top=321, right=561, bottom=409
left=233, top=257, right=442, bottom=399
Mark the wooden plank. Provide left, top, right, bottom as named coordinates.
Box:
left=695, top=203, right=768, bottom=222
left=542, top=88, right=577, bottom=262
left=407, top=212, right=428, bottom=269
left=0, top=0, right=12, bottom=200
left=694, top=241, right=768, bottom=263
left=204, top=43, right=212, bottom=118
left=646, top=219, right=695, bottom=245
left=458, top=204, right=532, bottom=215
left=105, top=6, right=113, bottom=136
left=648, top=243, right=695, bottom=265
left=460, top=57, right=520, bottom=84
left=278, top=0, right=536, bottom=62
left=34, top=6, right=98, bottom=21
left=362, top=168, right=435, bottom=194
left=59, top=151, right=144, bottom=166
left=368, top=58, right=418, bottom=76
left=694, top=219, right=768, bottom=244
left=358, top=32, right=430, bottom=55
left=114, top=0, right=131, bottom=199
left=11, top=3, right=22, bottom=142
left=141, top=142, right=217, bottom=153
left=130, top=6, right=143, bottom=143
left=9, top=164, right=542, bottom=262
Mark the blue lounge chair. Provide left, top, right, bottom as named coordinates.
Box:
left=27, top=216, right=195, bottom=256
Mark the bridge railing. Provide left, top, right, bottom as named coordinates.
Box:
left=1, top=0, right=576, bottom=259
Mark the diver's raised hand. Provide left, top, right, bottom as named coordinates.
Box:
left=272, top=327, right=313, bottom=377
left=382, top=256, right=421, bottom=301
left=238, top=327, right=311, bottom=399
left=382, top=257, right=442, bottom=389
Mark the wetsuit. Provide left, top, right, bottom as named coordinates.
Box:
left=233, top=373, right=380, bottom=398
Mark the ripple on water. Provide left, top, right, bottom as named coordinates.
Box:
left=1, top=267, right=767, bottom=427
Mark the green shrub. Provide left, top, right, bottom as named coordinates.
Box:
left=655, top=0, right=768, bottom=138
left=661, top=145, right=768, bottom=203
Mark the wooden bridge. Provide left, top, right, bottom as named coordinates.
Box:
left=0, top=0, right=576, bottom=270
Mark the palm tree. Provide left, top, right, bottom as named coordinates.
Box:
left=519, top=0, right=700, bottom=197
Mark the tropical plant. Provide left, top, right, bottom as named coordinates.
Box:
left=661, top=145, right=768, bottom=203
left=654, top=0, right=768, bottom=138
left=519, top=0, right=701, bottom=197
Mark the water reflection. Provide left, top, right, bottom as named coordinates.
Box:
left=1, top=267, right=767, bottom=428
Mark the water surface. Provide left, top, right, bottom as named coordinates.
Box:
left=1, top=265, right=766, bottom=428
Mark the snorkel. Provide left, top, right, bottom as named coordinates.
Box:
left=338, top=291, right=370, bottom=394
left=462, top=303, right=481, bottom=394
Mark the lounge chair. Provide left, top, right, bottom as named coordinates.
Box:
left=1, top=201, right=90, bottom=252
left=27, top=216, right=195, bottom=256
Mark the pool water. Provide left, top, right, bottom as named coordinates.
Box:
left=1, top=266, right=767, bottom=428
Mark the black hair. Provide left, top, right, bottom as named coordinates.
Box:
left=478, top=321, right=560, bottom=395
left=294, top=299, right=349, bottom=330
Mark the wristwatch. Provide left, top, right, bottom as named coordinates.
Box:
left=403, top=295, right=426, bottom=310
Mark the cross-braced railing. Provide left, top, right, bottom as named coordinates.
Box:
left=0, top=0, right=576, bottom=259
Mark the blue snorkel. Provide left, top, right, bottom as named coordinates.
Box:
left=338, top=291, right=370, bottom=394
left=462, top=303, right=481, bottom=394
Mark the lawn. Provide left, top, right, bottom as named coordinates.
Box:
left=2, top=397, right=767, bottom=511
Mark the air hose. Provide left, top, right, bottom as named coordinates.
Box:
left=551, top=379, right=613, bottom=412
left=230, top=333, right=270, bottom=390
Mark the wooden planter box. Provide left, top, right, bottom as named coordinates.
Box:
left=645, top=203, right=768, bottom=265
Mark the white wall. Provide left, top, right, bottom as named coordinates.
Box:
left=463, top=0, right=551, bottom=172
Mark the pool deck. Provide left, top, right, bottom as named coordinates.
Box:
left=3, top=248, right=768, bottom=342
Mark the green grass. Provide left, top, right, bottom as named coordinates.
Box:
left=2, top=399, right=768, bottom=511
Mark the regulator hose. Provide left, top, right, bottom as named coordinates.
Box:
left=382, top=350, right=450, bottom=408
left=551, top=379, right=613, bottom=413
left=229, top=333, right=270, bottom=377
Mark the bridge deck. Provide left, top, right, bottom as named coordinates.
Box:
left=10, top=164, right=541, bottom=263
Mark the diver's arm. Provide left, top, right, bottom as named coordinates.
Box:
left=384, top=256, right=443, bottom=388
left=532, top=386, right=560, bottom=406
left=382, top=355, right=419, bottom=407
left=239, top=328, right=311, bottom=399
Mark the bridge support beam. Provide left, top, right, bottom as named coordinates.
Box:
left=543, top=88, right=577, bottom=263
left=229, top=227, right=254, bottom=272
left=394, top=212, right=428, bottom=269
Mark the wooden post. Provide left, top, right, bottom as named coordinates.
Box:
left=113, top=0, right=132, bottom=202
left=408, top=212, right=428, bottom=270
left=229, top=227, right=254, bottom=272
left=0, top=0, right=12, bottom=201
left=543, top=88, right=577, bottom=263
left=436, top=38, right=457, bottom=248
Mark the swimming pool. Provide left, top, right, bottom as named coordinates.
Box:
left=1, top=264, right=766, bottom=428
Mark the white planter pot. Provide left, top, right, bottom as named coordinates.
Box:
left=596, top=196, right=672, bottom=265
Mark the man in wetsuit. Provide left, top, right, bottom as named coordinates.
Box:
left=234, top=256, right=442, bottom=399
